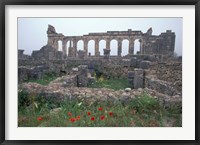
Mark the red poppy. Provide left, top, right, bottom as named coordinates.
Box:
left=100, top=115, right=105, bottom=120
left=68, top=112, right=72, bottom=116
left=70, top=118, right=76, bottom=123
left=109, top=112, right=113, bottom=116
left=76, top=116, right=81, bottom=120
left=98, top=107, right=103, bottom=111
left=87, top=112, right=91, bottom=116
left=90, top=117, right=95, bottom=121
left=37, top=117, right=43, bottom=121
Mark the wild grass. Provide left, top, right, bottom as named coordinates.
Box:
left=18, top=91, right=182, bottom=127
left=25, top=72, right=57, bottom=85
left=88, top=77, right=132, bottom=90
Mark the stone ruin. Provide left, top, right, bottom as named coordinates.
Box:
left=45, top=25, right=175, bottom=57
left=18, top=25, right=181, bottom=108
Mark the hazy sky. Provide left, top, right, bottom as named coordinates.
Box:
left=18, top=18, right=182, bottom=56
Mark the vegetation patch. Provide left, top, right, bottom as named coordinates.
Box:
left=88, top=77, right=132, bottom=90
left=18, top=91, right=182, bottom=127
left=26, top=72, right=57, bottom=86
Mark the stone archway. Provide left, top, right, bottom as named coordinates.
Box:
left=88, top=40, right=95, bottom=56
left=134, top=39, right=141, bottom=55
left=77, top=40, right=84, bottom=51
left=58, top=40, right=62, bottom=51
left=122, top=39, right=129, bottom=56
left=110, top=39, right=118, bottom=56
left=99, top=40, right=106, bottom=56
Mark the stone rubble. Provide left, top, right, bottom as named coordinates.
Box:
left=19, top=81, right=181, bottom=108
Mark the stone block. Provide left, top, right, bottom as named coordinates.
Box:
left=77, top=68, right=88, bottom=87
left=128, top=71, right=134, bottom=78
left=130, top=58, right=137, bottom=67
left=133, top=68, right=144, bottom=89
left=140, top=61, right=151, bottom=69
left=122, top=59, right=131, bottom=67
left=18, top=67, right=29, bottom=83
left=62, top=75, right=77, bottom=87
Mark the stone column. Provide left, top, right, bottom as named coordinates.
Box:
left=73, top=40, right=77, bottom=57
left=118, top=40, right=122, bottom=57
left=106, top=39, right=110, bottom=49
left=95, top=39, right=99, bottom=56
left=133, top=68, right=144, bottom=89
left=54, top=40, right=58, bottom=51
left=84, top=40, right=88, bottom=57
left=139, top=39, right=142, bottom=54
left=62, top=41, right=67, bottom=56
left=129, top=41, right=134, bottom=55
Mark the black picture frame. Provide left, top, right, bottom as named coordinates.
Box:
left=0, top=0, right=199, bottom=145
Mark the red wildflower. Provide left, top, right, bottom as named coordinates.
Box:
left=98, top=107, right=103, bottom=111
left=37, top=117, right=43, bottom=121
left=76, top=116, right=81, bottom=120
left=100, top=115, right=105, bottom=120
left=70, top=118, right=76, bottom=123
left=68, top=112, right=72, bottom=116
left=87, top=112, right=91, bottom=116
left=90, top=117, right=95, bottom=121
left=109, top=112, right=113, bottom=116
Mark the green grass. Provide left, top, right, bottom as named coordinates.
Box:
left=88, top=77, right=132, bottom=90
left=26, top=72, right=57, bottom=85
left=18, top=91, right=182, bottom=127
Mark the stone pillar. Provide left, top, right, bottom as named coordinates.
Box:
left=106, top=39, right=110, bottom=49
left=129, top=41, right=134, bottom=55
left=84, top=40, right=88, bottom=57
left=133, top=68, right=144, bottom=89
left=73, top=40, right=77, bottom=57
left=95, top=39, right=99, bottom=56
left=139, top=39, right=143, bottom=54
left=54, top=40, right=58, bottom=51
left=118, top=40, right=122, bottom=57
left=62, top=41, right=67, bottom=56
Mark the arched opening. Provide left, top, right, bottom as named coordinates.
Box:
left=134, top=39, right=141, bottom=55
left=122, top=39, right=129, bottom=56
left=58, top=40, right=62, bottom=51
left=88, top=40, right=95, bottom=56
left=110, top=39, right=118, bottom=56
left=77, top=40, right=84, bottom=51
left=99, top=40, right=106, bottom=56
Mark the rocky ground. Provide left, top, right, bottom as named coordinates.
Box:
left=19, top=76, right=182, bottom=108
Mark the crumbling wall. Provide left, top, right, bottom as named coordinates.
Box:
left=149, top=62, right=182, bottom=93
left=32, top=45, right=64, bottom=60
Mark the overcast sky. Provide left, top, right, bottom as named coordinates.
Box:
left=18, top=18, right=182, bottom=56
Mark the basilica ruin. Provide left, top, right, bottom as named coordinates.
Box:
left=30, top=25, right=175, bottom=59
left=18, top=25, right=181, bottom=109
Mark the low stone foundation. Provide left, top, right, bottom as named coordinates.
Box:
left=19, top=82, right=181, bottom=108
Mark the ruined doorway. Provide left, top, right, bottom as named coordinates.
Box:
left=110, top=39, right=118, bottom=56
left=134, top=39, right=141, bottom=55
left=77, top=40, right=84, bottom=51
left=58, top=40, right=62, bottom=51
left=122, top=39, right=129, bottom=56
left=88, top=40, right=95, bottom=56
left=99, top=40, right=106, bottom=56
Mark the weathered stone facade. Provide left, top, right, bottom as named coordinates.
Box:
left=46, top=25, right=175, bottom=57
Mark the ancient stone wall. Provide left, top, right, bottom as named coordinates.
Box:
left=32, top=45, right=64, bottom=60
left=149, top=62, right=182, bottom=93
left=46, top=25, right=175, bottom=58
